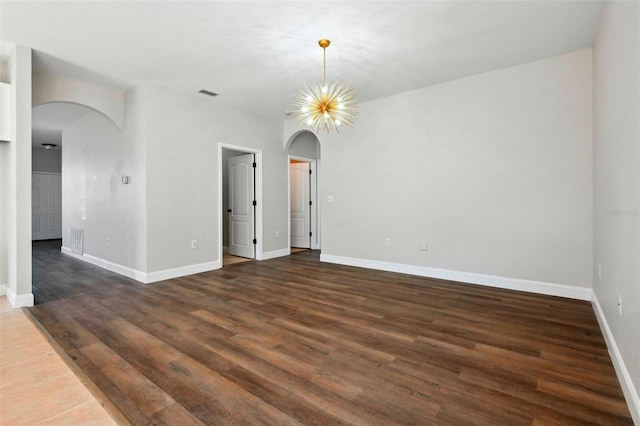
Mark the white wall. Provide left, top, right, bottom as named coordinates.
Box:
left=593, top=1, right=640, bottom=421
left=0, top=61, right=9, bottom=292
left=144, top=84, right=286, bottom=273
left=320, top=49, right=593, bottom=291
left=32, top=148, right=62, bottom=173
left=0, top=60, right=8, bottom=84
left=33, top=72, right=126, bottom=130
left=0, top=122, right=7, bottom=295
left=62, top=88, right=147, bottom=273
left=289, top=131, right=320, bottom=159
left=0, top=45, right=33, bottom=306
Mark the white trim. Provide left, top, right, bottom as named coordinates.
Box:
left=0, top=82, right=10, bottom=142
left=0, top=284, right=6, bottom=296
left=61, top=247, right=222, bottom=284
left=261, top=248, right=291, bottom=260
left=287, top=155, right=320, bottom=250
left=592, top=294, right=640, bottom=424
left=320, top=254, right=593, bottom=301
left=62, top=247, right=147, bottom=281
left=145, top=260, right=221, bottom=283
left=6, top=286, right=34, bottom=308
left=315, top=158, right=322, bottom=250
left=218, top=143, right=263, bottom=264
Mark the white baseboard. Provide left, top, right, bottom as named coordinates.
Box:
left=223, top=246, right=229, bottom=254
left=320, top=254, right=592, bottom=301
left=145, top=260, right=221, bottom=283
left=61, top=247, right=222, bottom=284
left=259, top=248, right=290, bottom=261
left=0, top=284, right=6, bottom=296
left=6, top=286, right=34, bottom=308
left=62, top=247, right=147, bottom=282
left=592, top=294, right=640, bottom=423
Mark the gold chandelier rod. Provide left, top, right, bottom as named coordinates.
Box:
left=318, top=39, right=330, bottom=86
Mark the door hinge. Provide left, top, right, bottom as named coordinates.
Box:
left=309, top=200, right=312, bottom=206
left=252, top=200, right=257, bottom=206
left=253, top=239, right=257, bottom=244
left=309, top=169, right=312, bottom=174
left=252, top=162, right=257, bottom=168
left=309, top=232, right=312, bottom=237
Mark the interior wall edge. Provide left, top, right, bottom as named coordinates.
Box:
left=6, top=285, right=34, bottom=308
left=144, top=260, right=221, bottom=284
left=592, top=293, right=640, bottom=424
left=260, top=248, right=291, bottom=261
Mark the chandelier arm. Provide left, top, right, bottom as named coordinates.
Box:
left=292, top=39, right=357, bottom=133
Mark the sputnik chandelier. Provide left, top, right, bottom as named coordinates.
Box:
left=293, top=39, right=357, bottom=133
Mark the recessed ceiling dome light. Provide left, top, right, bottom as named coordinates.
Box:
left=41, top=143, right=58, bottom=150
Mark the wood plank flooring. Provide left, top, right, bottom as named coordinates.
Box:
left=223, top=253, right=254, bottom=266
left=30, top=240, right=632, bottom=425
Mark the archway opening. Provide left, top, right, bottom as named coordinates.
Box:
left=31, top=101, right=126, bottom=304
left=287, top=131, right=321, bottom=252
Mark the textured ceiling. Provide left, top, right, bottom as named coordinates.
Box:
left=2, top=1, right=604, bottom=120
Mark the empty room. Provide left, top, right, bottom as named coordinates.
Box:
left=0, top=1, right=638, bottom=424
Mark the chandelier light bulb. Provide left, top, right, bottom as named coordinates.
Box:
left=291, top=39, right=358, bottom=133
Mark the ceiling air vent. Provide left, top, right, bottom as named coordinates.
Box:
left=198, top=89, right=219, bottom=97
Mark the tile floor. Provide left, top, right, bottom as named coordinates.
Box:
left=0, top=297, right=116, bottom=425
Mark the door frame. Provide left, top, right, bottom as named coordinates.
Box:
left=218, top=143, right=263, bottom=263
left=287, top=155, right=320, bottom=250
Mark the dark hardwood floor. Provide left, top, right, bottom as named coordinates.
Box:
left=30, top=240, right=632, bottom=425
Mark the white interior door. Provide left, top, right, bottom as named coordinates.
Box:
left=290, top=162, right=311, bottom=248
left=32, top=172, right=62, bottom=241
left=229, top=154, right=255, bottom=258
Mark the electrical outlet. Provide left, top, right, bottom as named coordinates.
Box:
left=384, top=238, right=391, bottom=247
left=276, top=230, right=280, bottom=239
left=421, top=242, right=427, bottom=251
left=191, top=240, right=198, bottom=249
left=618, top=294, right=622, bottom=315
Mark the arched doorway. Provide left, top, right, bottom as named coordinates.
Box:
left=286, top=131, right=321, bottom=251
left=31, top=101, right=126, bottom=303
